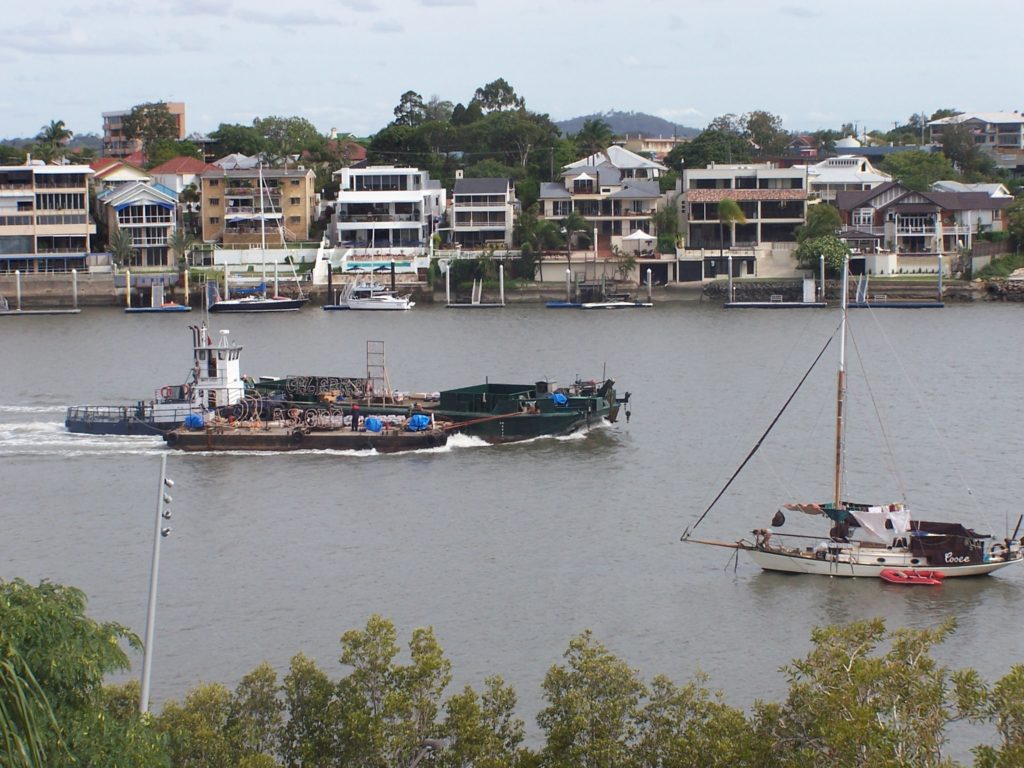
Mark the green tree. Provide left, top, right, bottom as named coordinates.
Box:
left=717, top=197, right=747, bottom=257
left=754, top=618, right=984, bottom=768
left=254, top=115, right=325, bottom=165
left=179, top=183, right=202, bottom=235
left=795, top=234, right=850, bottom=274
left=939, top=122, right=992, bottom=177
left=167, top=227, right=194, bottom=269
left=336, top=614, right=452, bottom=767
left=0, top=579, right=166, bottom=767
left=122, top=102, right=179, bottom=161
left=35, top=120, right=73, bottom=159
left=538, top=630, right=645, bottom=768
left=513, top=205, right=561, bottom=279
left=279, top=652, right=339, bottom=766
left=797, top=203, right=841, bottom=242
left=393, top=90, right=427, bottom=127
left=744, top=110, right=787, bottom=156
left=0, top=645, right=60, bottom=768
left=108, top=229, right=137, bottom=267
left=209, top=122, right=267, bottom=157
left=681, top=128, right=751, bottom=168
left=880, top=150, right=955, bottom=191
left=974, top=665, right=1024, bottom=767
left=158, top=683, right=235, bottom=767
left=439, top=676, right=526, bottom=768
left=573, top=118, right=616, bottom=158
left=424, top=95, right=455, bottom=124
left=612, top=246, right=637, bottom=282
left=652, top=199, right=680, bottom=253
left=473, top=78, right=525, bottom=113
left=1005, top=197, right=1024, bottom=248
left=0, top=144, right=26, bottom=165
left=635, top=673, right=756, bottom=768
left=146, top=139, right=203, bottom=169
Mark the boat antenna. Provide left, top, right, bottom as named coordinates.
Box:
left=683, top=328, right=837, bottom=539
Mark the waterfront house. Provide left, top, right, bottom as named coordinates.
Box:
left=835, top=181, right=1012, bottom=267
left=149, top=156, right=216, bottom=196
left=95, top=181, right=178, bottom=267
left=199, top=166, right=317, bottom=245
left=927, top=111, right=1024, bottom=151
left=538, top=146, right=668, bottom=257
left=450, top=175, right=516, bottom=249
left=622, top=134, right=687, bottom=161
left=0, top=161, right=96, bottom=274
left=90, top=158, right=150, bottom=193
left=329, top=165, right=446, bottom=255
left=680, top=162, right=807, bottom=277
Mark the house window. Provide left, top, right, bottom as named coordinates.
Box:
left=852, top=208, right=873, bottom=227
left=16, top=201, right=32, bottom=211
left=291, top=179, right=300, bottom=186
left=209, top=179, right=219, bottom=187
left=289, top=216, right=300, bottom=224
left=209, top=216, right=221, bottom=224
left=290, top=197, right=300, bottom=205
left=209, top=198, right=220, bottom=206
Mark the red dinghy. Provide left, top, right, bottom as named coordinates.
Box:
left=879, top=568, right=945, bottom=585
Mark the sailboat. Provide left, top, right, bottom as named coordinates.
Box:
left=682, top=256, right=1024, bottom=578
left=208, top=164, right=308, bottom=313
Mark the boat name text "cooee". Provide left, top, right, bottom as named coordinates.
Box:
left=945, top=553, right=972, bottom=563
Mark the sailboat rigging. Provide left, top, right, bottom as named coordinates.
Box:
left=682, top=256, right=1024, bottom=578
left=207, top=163, right=308, bottom=313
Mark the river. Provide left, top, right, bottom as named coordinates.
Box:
left=2, top=301, right=1022, bottom=753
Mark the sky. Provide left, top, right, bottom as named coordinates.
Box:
left=3, top=0, right=1022, bottom=141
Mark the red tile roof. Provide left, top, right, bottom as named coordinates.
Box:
left=89, top=157, right=121, bottom=173
left=148, top=156, right=216, bottom=175
left=685, top=189, right=807, bottom=202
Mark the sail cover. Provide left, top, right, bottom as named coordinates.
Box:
left=848, top=504, right=911, bottom=544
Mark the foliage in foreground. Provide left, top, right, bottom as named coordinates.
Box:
left=3, top=578, right=1024, bottom=767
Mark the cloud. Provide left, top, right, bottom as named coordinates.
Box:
left=668, top=15, right=686, bottom=30
left=242, top=8, right=343, bottom=27
left=656, top=107, right=705, bottom=123
left=332, top=0, right=380, bottom=10
left=419, top=0, right=475, bottom=6
left=5, top=25, right=159, bottom=57
left=370, top=19, right=403, bottom=33
left=779, top=5, right=822, bottom=18
left=169, top=0, right=232, bottom=15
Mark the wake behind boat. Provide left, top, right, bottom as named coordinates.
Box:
left=682, top=255, right=1023, bottom=579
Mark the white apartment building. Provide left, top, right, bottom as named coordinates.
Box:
left=450, top=176, right=516, bottom=248
left=330, top=166, right=446, bottom=254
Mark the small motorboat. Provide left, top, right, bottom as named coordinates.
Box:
left=879, top=568, right=946, bottom=586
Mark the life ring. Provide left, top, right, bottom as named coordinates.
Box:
left=160, top=386, right=173, bottom=399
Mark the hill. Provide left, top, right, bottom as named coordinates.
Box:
left=555, top=110, right=700, bottom=139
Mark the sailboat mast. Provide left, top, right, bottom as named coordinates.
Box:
left=833, top=255, right=849, bottom=508
left=259, top=163, right=267, bottom=290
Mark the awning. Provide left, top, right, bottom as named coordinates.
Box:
left=622, top=229, right=655, bottom=241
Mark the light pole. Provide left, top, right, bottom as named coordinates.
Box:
left=139, top=454, right=174, bottom=714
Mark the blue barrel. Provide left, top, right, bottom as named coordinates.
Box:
left=364, top=416, right=383, bottom=433
left=184, top=413, right=205, bottom=429
left=407, top=413, right=431, bottom=432
left=552, top=392, right=569, bottom=406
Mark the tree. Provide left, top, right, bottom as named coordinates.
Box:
left=108, top=229, right=137, bottom=267
left=1005, top=197, right=1024, bottom=249
left=167, top=225, right=195, bottom=269
left=423, top=95, right=454, bottom=124
left=538, top=630, right=645, bottom=768
left=253, top=115, right=325, bottom=165
left=0, top=144, right=26, bottom=165
left=744, top=110, right=787, bottom=156
left=796, top=203, right=841, bottom=243
left=974, top=664, right=1024, bottom=767
left=0, top=579, right=166, bottom=766
left=473, top=78, right=525, bottom=113
left=158, top=683, right=235, bottom=767
left=36, top=119, right=73, bottom=150
left=717, top=197, right=747, bottom=258
left=795, top=234, right=851, bottom=275
left=612, top=245, right=637, bottom=282
left=439, top=676, right=526, bottom=768
left=336, top=614, right=451, bottom=767
left=122, top=102, right=179, bottom=161
left=939, top=122, right=990, bottom=177
left=681, top=128, right=751, bottom=168
left=513, top=205, right=561, bottom=279
left=652, top=199, right=680, bottom=253
left=147, top=139, right=203, bottom=169
left=753, top=618, right=985, bottom=767
left=209, top=122, right=266, bottom=157
left=880, top=150, right=955, bottom=191
left=573, top=118, right=616, bottom=158
left=393, top=90, right=427, bottom=127
left=279, top=653, right=338, bottom=767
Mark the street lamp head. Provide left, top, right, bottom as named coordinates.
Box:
left=160, top=527, right=172, bottom=538
left=162, top=493, right=173, bottom=504
left=161, top=510, right=172, bottom=520
left=163, top=477, right=175, bottom=488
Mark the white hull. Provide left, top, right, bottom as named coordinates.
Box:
left=746, top=546, right=1022, bottom=578
left=346, top=298, right=414, bottom=310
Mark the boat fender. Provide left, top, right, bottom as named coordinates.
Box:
left=161, top=386, right=173, bottom=399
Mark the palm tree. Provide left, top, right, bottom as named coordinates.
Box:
left=1, top=647, right=60, bottom=768
left=573, top=118, right=616, bottom=159
left=717, top=197, right=748, bottom=266
left=36, top=120, right=73, bottom=147
left=167, top=227, right=194, bottom=268
left=108, top=229, right=137, bottom=268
